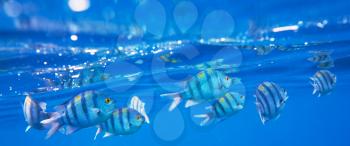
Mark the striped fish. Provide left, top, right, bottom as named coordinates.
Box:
left=57, top=66, right=110, bottom=89
left=94, top=96, right=149, bottom=139
left=317, top=60, right=335, bottom=69
left=255, top=82, right=288, bottom=124
left=307, top=50, right=333, bottom=63
left=161, top=69, right=241, bottom=111
left=194, top=92, right=245, bottom=126
left=310, top=70, right=337, bottom=97
left=41, top=90, right=116, bottom=139
left=22, top=96, right=51, bottom=132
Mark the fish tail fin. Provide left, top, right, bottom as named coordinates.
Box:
left=40, top=112, right=63, bottom=139
left=194, top=113, right=214, bottom=126
left=309, top=77, right=319, bottom=95
left=129, top=96, right=150, bottom=124
left=160, top=92, right=182, bottom=111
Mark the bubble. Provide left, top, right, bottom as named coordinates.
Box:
left=201, top=10, right=235, bottom=39
left=134, top=0, right=166, bottom=37
left=70, top=34, right=78, bottom=41
left=68, top=0, right=90, bottom=12
left=3, top=0, right=22, bottom=18
left=152, top=105, right=185, bottom=141
left=173, top=1, right=198, bottom=33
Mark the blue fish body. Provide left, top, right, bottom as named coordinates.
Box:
left=194, top=92, right=245, bottom=126
left=255, top=82, right=288, bottom=124
left=23, top=96, right=51, bottom=132
left=99, top=108, right=145, bottom=137
left=162, top=69, right=240, bottom=111
left=41, top=90, right=116, bottom=139
left=310, top=70, right=336, bottom=96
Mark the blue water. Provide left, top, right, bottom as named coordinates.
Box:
left=1, top=0, right=350, bottom=146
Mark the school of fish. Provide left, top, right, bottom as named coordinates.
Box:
left=23, top=48, right=337, bottom=139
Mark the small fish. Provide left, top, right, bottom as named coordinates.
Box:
left=255, top=82, right=288, bottom=124
left=307, top=51, right=332, bottom=63
left=317, top=60, right=335, bottom=69
left=310, top=70, right=336, bottom=97
left=161, top=69, right=240, bottom=111
left=94, top=96, right=149, bottom=139
left=58, top=66, right=110, bottom=89
left=254, top=46, right=275, bottom=55
left=194, top=92, right=245, bottom=126
left=41, top=90, right=116, bottom=139
left=160, top=54, right=179, bottom=64
left=194, top=59, right=224, bottom=70
left=22, top=96, right=51, bottom=132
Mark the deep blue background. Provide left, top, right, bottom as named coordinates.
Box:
left=0, top=0, right=350, bottom=146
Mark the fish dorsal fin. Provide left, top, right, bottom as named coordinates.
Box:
left=129, top=96, right=150, bottom=124
left=39, top=102, right=47, bottom=112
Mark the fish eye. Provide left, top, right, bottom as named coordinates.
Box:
left=225, top=76, right=229, bottom=80
left=105, top=98, right=111, bottom=104
left=136, top=115, right=141, bottom=120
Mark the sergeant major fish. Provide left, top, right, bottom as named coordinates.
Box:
left=94, top=96, right=150, bottom=139
left=41, top=90, right=116, bottom=139
left=161, top=69, right=240, bottom=111
left=255, top=82, right=288, bottom=124
left=307, top=50, right=333, bottom=63
left=310, top=70, right=336, bottom=97
left=23, top=96, right=51, bottom=132
left=194, top=92, right=245, bottom=126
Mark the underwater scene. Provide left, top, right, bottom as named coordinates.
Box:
left=0, top=0, right=350, bottom=146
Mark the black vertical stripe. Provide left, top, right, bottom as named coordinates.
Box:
left=262, top=84, right=277, bottom=110
left=92, top=93, right=101, bottom=117
left=65, top=105, right=72, bottom=125
left=205, top=71, right=214, bottom=95
left=71, top=100, right=81, bottom=125
left=256, top=97, right=266, bottom=115
left=195, top=77, right=204, bottom=100
left=270, top=83, right=284, bottom=104
left=119, top=109, right=124, bottom=132
left=223, top=96, right=234, bottom=113
left=81, top=96, right=90, bottom=123
left=216, top=100, right=226, bottom=117
left=321, top=71, right=333, bottom=87
left=316, top=73, right=326, bottom=92
left=110, top=114, right=116, bottom=133
left=257, top=89, right=272, bottom=115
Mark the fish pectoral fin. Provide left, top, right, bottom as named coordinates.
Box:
left=185, top=100, right=200, bottom=108
left=65, top=126, right=81, bottom=135
left=103, top=132, right=114, bottom=138
left=90, top=108, right=101, bottom=114
left=94, top=127, right=102, bottom=140
left=39, top=102, right=47, bottom=112
left=25, top=126, right=31, bottom=133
